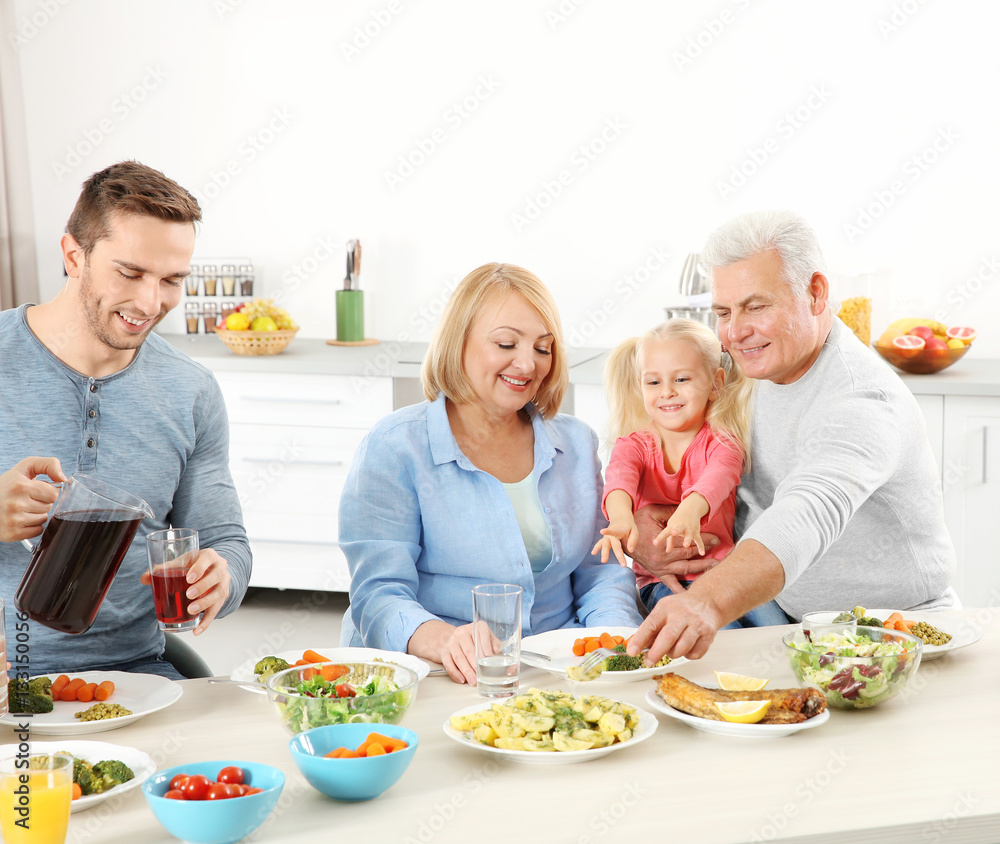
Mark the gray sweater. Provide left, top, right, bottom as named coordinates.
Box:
left=0, top=305, right=251, bottom=673
left=736, top=318, right=957, bottom=619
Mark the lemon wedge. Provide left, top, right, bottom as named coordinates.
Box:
left=714, top=700, right=771, bottom=724
left=713, top=671, right=769, bottom=691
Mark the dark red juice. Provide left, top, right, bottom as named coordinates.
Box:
left=16, top=509, right=143, bottom=634
left=150, top=568, right=196, bottom=624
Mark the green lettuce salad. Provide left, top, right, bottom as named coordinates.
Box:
left=789, top=631, right=919, bottom=709
left=277, top=673, right=412, bottom=733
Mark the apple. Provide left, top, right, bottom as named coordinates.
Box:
left=908, top=326, right=935, bottom=343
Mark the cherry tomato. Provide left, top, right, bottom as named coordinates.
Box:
left=207, top=783, right=234, bottom=800
left=335, top=683, right=356, bottom=698
left=181, top=774, right=212, bottom=801
left=217, top=766, right=245, bottom=786
left=245, top=787, right=264, bottom=796
left=164, top=789, right=185, bottom=800
left=232, top=784, right=250, bottom=796
left=169, top=774, right=190, bottom=791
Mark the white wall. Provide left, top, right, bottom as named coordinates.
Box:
left=11, top=0, right=1000, bottom=355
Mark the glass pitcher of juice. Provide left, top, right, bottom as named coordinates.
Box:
left=16, top=474, right=154, bottom=634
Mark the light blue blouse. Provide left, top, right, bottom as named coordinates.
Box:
left=339, top=394, right=642, bottom=651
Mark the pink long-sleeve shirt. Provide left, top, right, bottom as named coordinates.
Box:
left=602, top=424, right=744, bottom=589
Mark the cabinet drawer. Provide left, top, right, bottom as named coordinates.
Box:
left=229, top=424, right=365, bottom=521
left=215, top=371, right=392, bottom=428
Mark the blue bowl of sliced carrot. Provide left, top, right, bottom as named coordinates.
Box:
left=287, top=723, right=418, bottom=802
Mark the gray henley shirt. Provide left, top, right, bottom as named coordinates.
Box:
left=0, top=305, right=251, bottom=673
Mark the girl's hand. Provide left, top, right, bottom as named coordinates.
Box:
left=591, top=519, right=638, bottom=566
left=655, top=515, right=706, bottom=556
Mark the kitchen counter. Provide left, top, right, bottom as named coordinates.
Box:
left=161, top=334, right=607, bottom=378
left=160, top=334, right=1000, bottom=396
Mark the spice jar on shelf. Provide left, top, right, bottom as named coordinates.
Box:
left=184, top=302, right=201, bottom=334
left=239, top=264, right=254, bottom=297
left=203, top=265, right=218, bottom=296
left=221, top=264, right=237, bottom=297
left=834, top=270, right=872, bottom=347
left=202, top=302, right=219, bottom=334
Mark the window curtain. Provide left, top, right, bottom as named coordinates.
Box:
left=0, top=4, right=39, bottom=310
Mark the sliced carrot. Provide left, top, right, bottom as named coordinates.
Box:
left=94, top=681, right=115, bottom=701
left=598, top=632, right=617, bottom=650
left=365, top=743, right=387, bottom=757
left=293, top=659, right=309, bottom=667
left=319, top=664, right=349, bottom=682
left=584, top=639, right=601, bottom=653
left=50, top=675, right=71, bottom=698
left=60, top=678, right=86, bottom=701
left=324, top=747, right=359, bottom=759
left=302, top=649, right=329, bottom=664
left=77, top=682, right=98, bottom=703
left=377, top=736, right=408, bottom=753
left=302, top=667, right=318, bottom=681
left=883, top=612, right=903, bottom=630
left=71, top=783, right=82, bottom=800
left=572, top=639, right=586, bottom=657
left=612, top=635, right=625, bottom=645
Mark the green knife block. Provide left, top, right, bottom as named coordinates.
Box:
left=336, top=290, right=365, bottom=342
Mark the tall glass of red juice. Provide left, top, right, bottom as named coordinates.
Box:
left=146, top=528, right=200, bottom=632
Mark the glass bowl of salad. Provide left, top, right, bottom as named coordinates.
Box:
left=783, top=627, right=922, bottom=709
left=265, top=661, right=419, bottom=735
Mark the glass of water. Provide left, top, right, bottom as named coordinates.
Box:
left=472, top=584, right=522, bottom=698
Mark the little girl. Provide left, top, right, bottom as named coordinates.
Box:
left=592, top=318, right=754, bottom=612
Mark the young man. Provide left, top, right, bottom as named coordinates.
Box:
left=629, top=210, right=956, bottom=662
left=0, top=161, right=251, bottom=678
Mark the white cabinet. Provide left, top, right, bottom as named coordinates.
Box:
left=215, top=371, right=392, bottom=592
left=941, top=396, right=1000, bottom=606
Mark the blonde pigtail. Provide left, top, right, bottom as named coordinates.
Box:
left=604, top=337, right=647, bottom=443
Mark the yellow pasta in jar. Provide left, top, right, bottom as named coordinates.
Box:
left=838, top=296, right=872, bottom=346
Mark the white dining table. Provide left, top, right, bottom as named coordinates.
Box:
left=27, top=609, right=1000, bottom=844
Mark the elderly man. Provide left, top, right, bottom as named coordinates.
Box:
left=629, top=210, right=957, bottom=662
left=0, top=161, right=251, bottom=678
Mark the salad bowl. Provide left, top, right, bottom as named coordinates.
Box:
left=265, top=661, right=418, bottom=735
left=783, top=627, right=922, bottom=709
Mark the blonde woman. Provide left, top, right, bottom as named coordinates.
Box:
left=593, top=319, right=787, bottom=626
left=339, top=263, right=642, bottom=684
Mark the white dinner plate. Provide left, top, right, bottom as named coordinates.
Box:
left=230, top=646, right=431, bottom=693
left=644, top=688, right=830, bottom=739
left=861, top=610, right=981, bottom=660
left=0, top=740, right=155, bottom=812
left=0, top=672, right=183, bottom=736
left=519, top=627, right=685, bottom=683
left=442, top=699, right=658, bottom=764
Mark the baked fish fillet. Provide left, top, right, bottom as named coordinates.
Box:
left=654, top=673, right=827, bottom=724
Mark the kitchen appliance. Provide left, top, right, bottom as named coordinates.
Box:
left=665, top=253, right=716, bottom=328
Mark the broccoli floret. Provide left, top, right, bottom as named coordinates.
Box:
left=92, top=760, right=134, bottom=792
left=71, top=757, right=101, bottom=796
left=856, top=616, right=883, bottom=627
left=28, top=676, right=52, bottom=696
left=7, top=679, right=54, bottom=714
left=254, top=656, right=291, bottom=683
left=603, top=646, right=645, bottom=672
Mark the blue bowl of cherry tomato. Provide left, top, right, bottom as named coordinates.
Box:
left=288, top=722, right=418, bottom=802
left=142, top=760, right=284, bottom=844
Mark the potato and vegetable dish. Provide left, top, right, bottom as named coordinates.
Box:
left=449, top=688, right=640, bottom=752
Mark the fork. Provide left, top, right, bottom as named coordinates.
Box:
left=576, top=647, right=619, bottom=676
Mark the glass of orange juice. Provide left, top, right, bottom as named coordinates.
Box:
left=0, top=752, right=72, bottom=844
